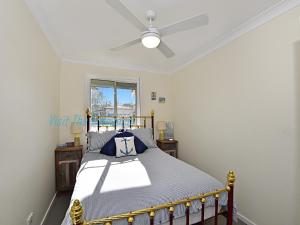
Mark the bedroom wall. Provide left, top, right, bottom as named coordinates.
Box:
left=0, top=1, right=60, bottom=225
left=59, top=61, right=172, bottom=144
left=171, top=6, right=300, bottom=225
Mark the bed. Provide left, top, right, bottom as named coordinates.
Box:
left=64, top=109, right=236, bottom=225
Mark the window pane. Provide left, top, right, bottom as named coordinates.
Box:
left=90, top=79, right=138, bottom=131
left=91, top=86, right=114, bottom=130
left=117, top=88, right=136, bottom=117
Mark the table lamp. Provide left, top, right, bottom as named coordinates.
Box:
left=71, top=122, right=82, bottom=147
left=157, top=121, right=166, bottom=140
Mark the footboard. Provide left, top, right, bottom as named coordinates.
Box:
left=70, top=171, right=236, bottom=225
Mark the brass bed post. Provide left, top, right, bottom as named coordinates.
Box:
left=86, top=108, right=91, bottom=133
left=151, top=110, right=154, bottom=138
left=226, top=171, right=236, bottom=225
left=70, top=200, right=84, bottom=225
left=86, top=108, right=91, bottom=145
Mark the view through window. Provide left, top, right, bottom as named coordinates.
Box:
left=90, top=79, right=137, bottom=130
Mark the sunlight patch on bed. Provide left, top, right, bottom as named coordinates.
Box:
left=100, top=158, right=151, bottom=193
left=74, top=159, right=108, bottom=199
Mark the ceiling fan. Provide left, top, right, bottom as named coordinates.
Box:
left=106, top=0, right=209, bottom=58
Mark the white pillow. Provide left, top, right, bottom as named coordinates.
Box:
left=129, top=128, right=157, bottom=148
left=87, top=130, right=117, bottom=152
left=115, top=136, right=137, bottom=158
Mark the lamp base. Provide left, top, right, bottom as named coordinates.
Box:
left=74, top=136, right=80, bottom=147
left=159, top=130, right=165, bottom=140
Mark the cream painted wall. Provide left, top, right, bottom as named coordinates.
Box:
left=0, top=1, right=60, bottom=225
left=171, top=6, right=300, bottom=225
left=59, top=62, right=172, bottom=144
left=2, top=1, right=299, bottom=225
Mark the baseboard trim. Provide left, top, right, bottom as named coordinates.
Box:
left=238, top=212, right=257, bottom=225
left=40, top=192, right=57, bottom=225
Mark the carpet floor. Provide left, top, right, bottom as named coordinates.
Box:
left=43, top=192, right=245, bottom=225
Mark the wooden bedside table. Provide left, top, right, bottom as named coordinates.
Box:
left=156, top=139, right=178, bottom=158
left=55, top=145, right=83, bottom=191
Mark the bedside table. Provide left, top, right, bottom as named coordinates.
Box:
left=55, top=145, right=83, bottom=191
left=156, top=139, right=178, bottom=158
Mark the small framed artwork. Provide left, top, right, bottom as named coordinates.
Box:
left=159, top=97, right=166, bottom=103
left=151, top=91, right=157, bottom=100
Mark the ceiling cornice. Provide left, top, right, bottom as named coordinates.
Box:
left=170, top=0, right=300, bottom=74
left=62, top=58, right=172, bottom=75
left=25, top=0, right=300, bottom=75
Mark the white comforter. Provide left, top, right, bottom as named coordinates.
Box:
left=61, top=148, right=227, bottom=225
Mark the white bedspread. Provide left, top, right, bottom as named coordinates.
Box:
left=61, top=148, right=228, bottom=225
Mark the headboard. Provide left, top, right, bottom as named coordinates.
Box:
left=86, top=108, right=155, bottom=137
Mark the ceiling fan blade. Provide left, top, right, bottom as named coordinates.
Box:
left=110, top=38, right=141, bottom=51
left=160, top=14, right=209, bottom=37
left=157, top=41, right=175, bottom=58
left=106, top=0, right=146, bottom=31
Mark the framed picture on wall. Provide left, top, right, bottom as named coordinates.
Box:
left=151, top=91, right=157, bottom=100
left=159, top=97, right=166, bottom=103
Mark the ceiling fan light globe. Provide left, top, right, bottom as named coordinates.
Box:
left=141, top=33, right=160, bottom=48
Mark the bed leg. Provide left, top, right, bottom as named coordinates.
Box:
left=150, top=211, right=155, bottom=225
left=226, top=171, right=236, bottom=225
left=214, top=194, right=219, bottom=225
left=70, top=199, right=84, bottom=225
left=200, top=198, right=206, bottom=225
left=169, top=207, right=174, bottom=225
left=185, top=202, right=190, bottom=225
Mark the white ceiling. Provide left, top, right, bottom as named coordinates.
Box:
left=25, top=0, right=299, bottom=73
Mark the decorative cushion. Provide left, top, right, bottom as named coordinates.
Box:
left=86, top=130, right=117, bottom=152
left=129, top=128, right=157, bottom=148
left=115, top=136, right=137, bottom=158
left=122, top=131, right=147, bottom=154
left=101, top=131, right=148, bottom=156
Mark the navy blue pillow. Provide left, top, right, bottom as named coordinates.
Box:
left=101, top=131, right=148, bottom=156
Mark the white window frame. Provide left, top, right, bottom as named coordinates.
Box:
left=85, top=74, right=141, bottom=117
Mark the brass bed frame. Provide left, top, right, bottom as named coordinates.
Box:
left=70, top=109, right=236, bottom=225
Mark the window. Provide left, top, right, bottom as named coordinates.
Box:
left=90, top=79, right=138, bottom=130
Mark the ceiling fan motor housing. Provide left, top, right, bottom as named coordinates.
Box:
left=141, top=27, right=160, bottom=38
left=141, top=27, right=160, bottom=48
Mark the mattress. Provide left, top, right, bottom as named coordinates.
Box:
left=61, top=148, right=228, bottom=225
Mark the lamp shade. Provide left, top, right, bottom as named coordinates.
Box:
left=157, top=121, right=166, bottom=130
left=71, top=122, right=82, bottom=134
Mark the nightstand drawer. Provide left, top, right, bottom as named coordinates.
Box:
left=57, top=160, right=79, bottom=191
left=57, top=151, right=81, bottom=161
left=156, top=140, right=178, bottom=158
left=55, top=146, right=83, bottom=191
left=162, top=143, right=177, bottom=150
